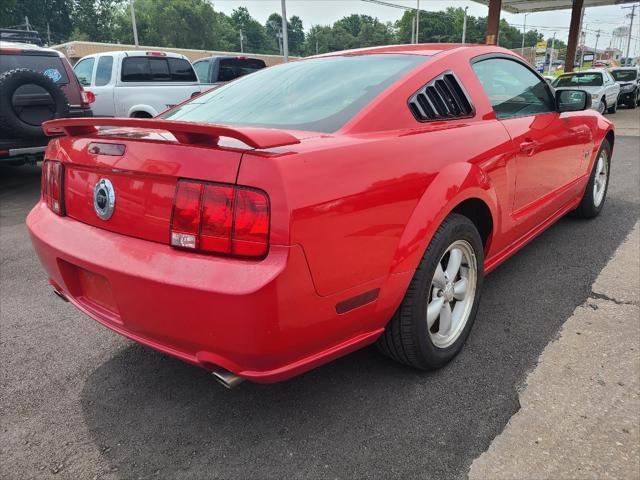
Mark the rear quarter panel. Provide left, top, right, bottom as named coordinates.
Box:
left=238, top=120, right=512, bottom=297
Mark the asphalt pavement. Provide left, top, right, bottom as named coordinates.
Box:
left=1, top=122, right=639, bottom=479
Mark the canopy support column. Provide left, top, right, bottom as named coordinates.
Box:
left=485, top=0, right=502, bottom=45
left=565, top=0, right=584, bottom=72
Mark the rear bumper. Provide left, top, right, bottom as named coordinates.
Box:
left=0, top=138, right=46, bottom=161
left=27, top=203, right=390, bottom=383
left=68, top=106, right=93, bottom=118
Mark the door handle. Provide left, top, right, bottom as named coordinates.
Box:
left=519, top=139, right=539, bottom=156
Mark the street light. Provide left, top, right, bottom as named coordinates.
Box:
left=281, top=0, right=289, bottom=62
left=521, top=12, right=529, bottom=55
left=462, top=6, right=468, bottom=44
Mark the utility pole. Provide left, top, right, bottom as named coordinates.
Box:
left=46, top=22, right=51, bottom=45
left=277, top=30, right=283, bottom=55
left=411, top=14, right=416, bottom=44
left=281, top=0, right=289, bottom=62
left=547, top=32, right=556, bottom=75
left=622, top=4, right=637, bottom=64
left=315, top=36, right=319, bottom=55
left=24, top=16, right=30, bottom=31
left=415, top=0, right=420, bottom=43
left=594, top=29, right=601, bottom=62
left=239, top=29, right=244, bottom=53
left=462, top=6, right=468, bottom=43
left=130, top=0, right=139, bottom=47
left=521, top=12, right=528, bottom=54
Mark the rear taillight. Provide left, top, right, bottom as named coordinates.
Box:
left=42, top=160, right=65, bottom=215
left=81, top=90, right=95, bottom=104
left=170, top=180, right=269, bottom=258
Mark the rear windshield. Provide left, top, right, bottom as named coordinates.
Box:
left=611, top=70, right=637, bottom=82
left=553, top=73, right=603, bottom=87
left=217, top=58, right=266, bottom=82
left=0, top=53, right=69, bottom=84
left=121, top=56, right=197, bottom=82
left=162, top=54, right=426, bottom=133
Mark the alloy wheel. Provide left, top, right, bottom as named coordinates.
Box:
left=593, top=149, right=609, bottom=208
left=426, top=240, right=478, bottom=349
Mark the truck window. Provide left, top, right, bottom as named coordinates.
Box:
left=121, top=57, right=197, bottom=82
left=217, top=58, right=266, bottom=82
left=168, top=58, right=197, bottom=81
left=73, top=58, right=94, bottom=86
left=95, top=56, right=113, bottom=86
left=193, top=60, right=209, bottom=83
left=149, top=57, right=171, bottom=80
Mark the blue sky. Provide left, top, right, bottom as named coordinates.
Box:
left=213, top=0, right=639, bottom=56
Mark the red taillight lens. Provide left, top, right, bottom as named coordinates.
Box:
left=170, top=181, right=203, bottom=249
left=81, top=90, right=96, bottom=104
left=200, top=185, right=234, bottom=254
left=170, top=180, right=269, bottom=258
left=233, top=189, right=269, bottom=257
left=42, top=160, right=65, bottom=215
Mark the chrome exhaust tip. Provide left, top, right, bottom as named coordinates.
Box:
left=52, top=288, right=69, bottom=302
left=211, top=368, right=245, bottom=389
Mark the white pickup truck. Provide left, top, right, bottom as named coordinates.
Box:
left=73, top=50, right=203, bottom=118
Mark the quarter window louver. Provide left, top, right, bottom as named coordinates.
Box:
left=409, top=72, right=474, bottom=122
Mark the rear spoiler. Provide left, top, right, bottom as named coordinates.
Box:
left=42, top=117, right=301, bottom=149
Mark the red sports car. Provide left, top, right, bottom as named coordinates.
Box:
left=28, top=44, right=614, bottom=387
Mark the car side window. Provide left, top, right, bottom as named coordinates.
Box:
left=471, top=57, right=555, bottom=119
left=95, top=56, right=113, bottom=86
left=74, top=58, right=95, bottom=87
left=193, top=60, right=209, bottom=83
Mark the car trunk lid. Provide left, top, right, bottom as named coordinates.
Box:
left=43, top=118, right=301, bottom=244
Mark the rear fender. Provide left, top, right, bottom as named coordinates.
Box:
left=127, top=105, right=158, bottom=118
left=389, top=161, right=498, bottom=276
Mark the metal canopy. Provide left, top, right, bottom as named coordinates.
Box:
left=472, top=0, right=635, bottom=13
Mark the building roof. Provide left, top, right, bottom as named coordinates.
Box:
left=471, top=0, right=635, bottom=13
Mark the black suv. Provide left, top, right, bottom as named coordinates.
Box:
left=0, top=41, right=93, bottom=165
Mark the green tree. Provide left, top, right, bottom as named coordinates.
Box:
left=264, top=13, right=305, bottom=55
left=112, top=0, right=235, bottom=51
left=2, top=0, right=74, bottom=44
left=72, top=0, right=122, bottom=43
left=230, top=6, right=267, bottom=53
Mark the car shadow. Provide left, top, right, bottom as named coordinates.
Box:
left=79, top=189, right=639, bottom=479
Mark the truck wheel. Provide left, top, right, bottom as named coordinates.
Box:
left=575, top=139, right=611, bottom=219
left=376, top=214, right=484, bottom=370
left=0, top=69, right=69, bottom=138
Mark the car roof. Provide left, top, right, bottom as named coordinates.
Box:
left=559, top=70, right=604, bottom=75
left=0, top=40, right=63, bottom=57
left=313, top=43, right=467, bottom=58
left=81, top=50, right=189, bottom=60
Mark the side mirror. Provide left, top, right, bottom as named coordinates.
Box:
left=556, top=89, right=592, bottom=112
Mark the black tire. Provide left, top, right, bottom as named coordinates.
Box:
left=131, top=111, right=153, bottom=118
left=575, top=139, right=611, bottom=219
left=607, top=98, right=617, bottom=114
left=0, top=68, right=69, bottom=138
left=376, top=214, right=484, bottom=370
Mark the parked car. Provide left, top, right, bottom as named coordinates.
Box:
left=73, top=50, right=203, bottom=118
left=611, top=67, right=640, bottom=109
left=551, top=70, right=620, bottom=114
left=28, top=44, right=613, bottom=387
left=0, top=41, right=93, bottom=164
left=192, top=55, right=266, bottom=85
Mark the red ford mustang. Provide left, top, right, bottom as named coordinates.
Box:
left=28, top=44, right=613, bottom=387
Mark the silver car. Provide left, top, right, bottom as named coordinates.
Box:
left=552, top=70, right=620, bottom=114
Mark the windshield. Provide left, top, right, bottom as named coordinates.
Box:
left=611, top=70, right=637, bottom=82
left=553, top=73, right=603, bottom=87
left=161, top=54, right=427, bottom=133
